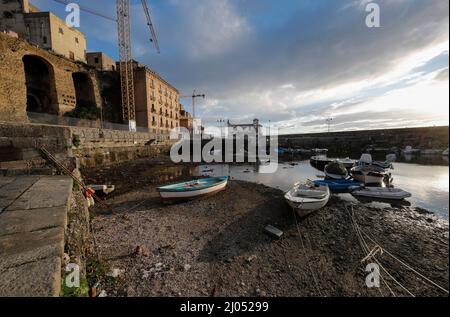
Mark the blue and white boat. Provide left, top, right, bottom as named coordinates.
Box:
left=313, top=178, right=363, bottom=192
left=157, top=177, right=229, bottom=201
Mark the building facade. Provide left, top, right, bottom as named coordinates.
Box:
left=179, top=105, right=193, bottom=130
left=133, top=64, right=180, bottom=133
left=86, top=52, right=116, bottom=71
left=0, top=0, right=86, bottom=62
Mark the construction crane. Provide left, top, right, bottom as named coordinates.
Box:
left=49, top=0, right=160, bottom=131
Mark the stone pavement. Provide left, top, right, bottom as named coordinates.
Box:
left=0, top=176, right=73, bottom=297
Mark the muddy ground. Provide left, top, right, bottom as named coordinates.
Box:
left=83, top=160, right=449, bottom=297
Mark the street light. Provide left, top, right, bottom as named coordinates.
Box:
left=326, top=118, right=333, bottom=133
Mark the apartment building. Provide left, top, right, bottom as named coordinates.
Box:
left=133, top=64, right=180, bottom=132
left=0, top=0, right=86, bottom=62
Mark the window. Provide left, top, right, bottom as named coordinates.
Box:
left=42, top=36, right=47, bottom=44
left=59, top=27, right=64, bottom=35
left=94, top=57, right=99, bottom=64
left=69, top=51, right=75, bottom=60
left=75, top=37, right=79, bottom=44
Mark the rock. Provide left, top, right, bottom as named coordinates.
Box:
left=246, top=255, right=257, bottom=263
left=134, top=245, right=148, bottom=256
left=98, top=290, right=107, bottom=297
left=62, top=253, right=70, bottom=266
left=184, top=264, right=191, bottom=271
left=107, top=268, right=125, bottom=278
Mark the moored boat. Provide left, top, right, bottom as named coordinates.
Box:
left=310, top=156, right=356, bottom=172
left=284, top=182, right=330, bottom=217
left=157, top=177, right=228, bottom=201
left=352, top=187, right=412, bottom=200
left=313, top=178, right=363, bottom=192
left=350, top=165, right=389, bottom=185
left=324, top=161, right=348, bottom=179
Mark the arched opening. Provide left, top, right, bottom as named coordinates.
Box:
left=23, top=55, right=58, bottom=114
left=72, top=72, right=96, bottom=109
left=69, top=72, right=98, bottom=120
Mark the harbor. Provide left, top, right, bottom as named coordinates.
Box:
left=79, top=152, right=449, bottom=297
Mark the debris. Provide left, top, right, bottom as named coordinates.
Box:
left=184, top=264, right=191, bottom=271
left=107, top=268, right=125, bottom=278
left=246, top=255, right=257, bottom=263
left=98, top=290, right=107, bottom=297
left=134, top=245, right=148, bottom=256
left=62, top=253, right=70, bottom=266
left=264, top=225, right=283, bottom=239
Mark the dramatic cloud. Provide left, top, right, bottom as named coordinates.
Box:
left=32, top=0, right=449, bottom=133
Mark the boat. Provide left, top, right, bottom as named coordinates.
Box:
left=310, top=156, right=356, bottom=172
left=284, top=182, right=330, bottom=217
left=421, top=149, right=444, bottom=156
left=313, top=178, right=363, bottom=192
left=370, top=153, right=396, bottom=169
left=352, top=187, right=412, bottom=200
left=157, top=177, right=228, bottom=201
left=402, top=146, right=420, bottom=155
left=312, top=148, right=328, bottom=155
left=350, top=165, right=390, bottom=185
left=443, top=148, right=449, bottom=156
left=324, top=161, right=348, bottom=179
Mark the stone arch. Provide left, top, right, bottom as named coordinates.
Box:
left=23, top=55, right=58, bottom=114
left=72, top=72, right=96, bottom=109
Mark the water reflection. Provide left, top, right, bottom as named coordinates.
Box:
left=198, top=160, right=449, bottom=218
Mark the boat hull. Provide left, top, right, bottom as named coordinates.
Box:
left=286, top=198, right=330, bottom=217
left=352, top=187, right=411, bottom=200
left=158, top=178, right=228, bottom=201
left=351, top=172, right=385, bottom=185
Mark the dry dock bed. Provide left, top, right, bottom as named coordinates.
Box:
left=87, top=172, right=449, bottom=297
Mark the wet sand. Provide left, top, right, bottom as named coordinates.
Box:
left=84, top=160, right=449, bottom=297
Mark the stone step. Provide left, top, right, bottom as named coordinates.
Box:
left=0, top=176, right=73, bottom=297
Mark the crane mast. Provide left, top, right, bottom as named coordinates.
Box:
left=116, top=0, right=136, bottom=129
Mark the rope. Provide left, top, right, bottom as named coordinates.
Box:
left=361, top=245, right=383, bottom=263
left=362, top=231, right=449, bottom=295
left=347, top=204, right=417, bottom=297
left=346, top=204, right=395, bottom=297
left=290, top=203, right=325, bottom=297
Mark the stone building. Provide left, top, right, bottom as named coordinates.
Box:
left=86, top=52, right=116, bottom=71
left=179, top=105, right=193, bottom=130
left=0, top=0, right=87, bottom=62
left=0, top=31, right=100, bottom=121
left=133, top=63, right=180, bottom=132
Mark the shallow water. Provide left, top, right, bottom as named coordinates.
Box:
left=197, top=159, right=449, bottom=219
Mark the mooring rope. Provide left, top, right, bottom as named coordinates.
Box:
left=290, top=205, right=325, bottom=297
left=347, top=204, right=417, bottom=297
left=362, top=230, right=449, bottom=295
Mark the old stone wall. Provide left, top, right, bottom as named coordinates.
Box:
left=0, top=32, right=101, bottom=121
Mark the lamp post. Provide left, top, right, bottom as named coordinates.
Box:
left=326, top=118, right=333, bottom=133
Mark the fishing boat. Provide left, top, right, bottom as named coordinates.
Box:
left=313, top=178, right=363, bottom=192
left=324, top=161, right=348, bottom=179
left=352, top=187, right=412, bottom=200
left=310, top=156, right=356, bottom=171
left=350, top=165, right=389, bottom=185
left=284, top=182, right=330, bottom=217
left=157, top=177, right=228, bottom=201
left=402, top=146, right=420, bottom=155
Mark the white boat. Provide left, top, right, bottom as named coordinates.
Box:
left=350, top=165, right=389, bottom=185
left=157, top=177, right=228, bottom=201
left=443, top=148, right=449, bottom=156
left=402, top=146, right=420, bottom=155
left=352, top=187, right=411, bottom=200
left=284, top=182, right=331, bottom=217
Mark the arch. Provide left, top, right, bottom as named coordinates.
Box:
left=23, top=55, right=58, bottom=114
left=72, top=72, right=96, bottom=109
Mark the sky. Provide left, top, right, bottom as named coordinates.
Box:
left=31, top=0, right=449, bottom=134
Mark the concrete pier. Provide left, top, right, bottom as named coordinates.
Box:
left=0, top=175, right=72, bottom=297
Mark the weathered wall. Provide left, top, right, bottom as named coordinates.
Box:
left=279, top=126, right=450, bottom=154
left=0, top=32, right=101, bottom=121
